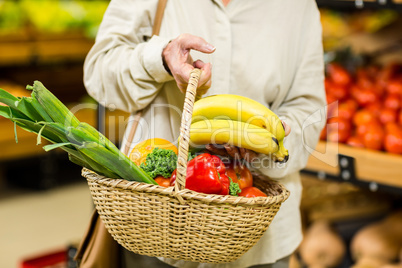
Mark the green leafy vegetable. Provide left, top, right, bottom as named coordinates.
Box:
left=140, top=147, right=177, bottom=179
left=228, top=177, right=241, bottom=196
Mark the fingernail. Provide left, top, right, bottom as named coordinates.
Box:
left=205, top=43, right=216, bottom=52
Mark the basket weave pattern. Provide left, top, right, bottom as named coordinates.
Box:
left=83, top=69, right=290, bottom=263
left=84, top=170, right=289, bottom=263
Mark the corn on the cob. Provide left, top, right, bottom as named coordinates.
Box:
left=0, top=82, right=157, bottom=185
left=28, top=81, right=80, bottom=127
left=28, top=95, right=54, bottom=122
left=12, top=119, right=64, bottom=144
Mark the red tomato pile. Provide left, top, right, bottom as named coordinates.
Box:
left=322, top=62, right=402, bottom=154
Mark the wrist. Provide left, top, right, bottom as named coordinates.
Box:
left=162, top=41, right=172, bottom=76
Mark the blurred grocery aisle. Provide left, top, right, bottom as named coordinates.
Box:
left=0, top=179, right=92, bottom=268
left=1, top=1, right=402, bottom=268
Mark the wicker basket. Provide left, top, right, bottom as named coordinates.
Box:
left=82, top=69, right=290, bottom=264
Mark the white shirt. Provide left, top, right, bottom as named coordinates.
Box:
left=84, top=0, right=326, bottom=267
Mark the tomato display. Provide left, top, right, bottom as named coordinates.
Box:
left=323, top=61, right=402, bottom=155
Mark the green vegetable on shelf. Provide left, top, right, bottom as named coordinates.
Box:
left=140, top=147, right=178, bottom=179
left=0, top=81, right=157, bottom=185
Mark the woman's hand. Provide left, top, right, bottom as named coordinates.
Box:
left=162, top=33, right=215, bottom=94
left=206, top=121, right=291, bottom=162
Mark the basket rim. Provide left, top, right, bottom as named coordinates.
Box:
left=82, top=168, right=290, bottom=206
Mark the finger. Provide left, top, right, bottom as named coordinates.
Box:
left=194, top=61, right=212, bottom=95
left=239, top=147, right=248, bottom=159
left=240, top=148, right=258, bottom=162
left=206, top=144, right=228, bottom=156
left=179, top=34, right=216, bottom=54
left=282, top=121, right=291, bottom=136
left=224, top=144, right=241, bottom=160
left=174, top=64, right=194, bottom=93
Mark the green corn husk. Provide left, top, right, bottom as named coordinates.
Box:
left=71, top=149, right=121, bottom=179
left=0, top=106, right=10, bottom=118
left=28, top=81, right=80, bottom=127
left=15, top=97, right=44, bottom=122
left=0, top=88, right=19, bottom=108
left=0, top=82, right=157, bottom=185
left=11, top=119, right=64, bottom=145
left=68, top=153, right=96, bottom=174
left=77, top=141, right=156, bottom=184
left=26, top=95, right=54, bottom=122
left=0, top=89, right=45, bottom=122
left=75, top=123, right=131, bottom=166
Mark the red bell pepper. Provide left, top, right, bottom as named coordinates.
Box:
left=218, top=173, right=230, bottom=195
left=170, top=153, right=229, bottom=195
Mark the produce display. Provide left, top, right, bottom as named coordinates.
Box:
left=320, top=9, right=399, bottom=52
left=350, top=211, right=402, bottom=268
left=322, top=61, right=402, bottom=154
left=0, top=0, right=109, bottom=38
left=0, top=82, right=280, bottom=198
left=299, top=220, right=346, bottom=268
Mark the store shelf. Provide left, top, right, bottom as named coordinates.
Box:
left=0, top=32, right=94, bottom=66
left=305, top=141, right=402, bottom=191
left=0, top=108, right=129, bottom=162
left=317, top=0, right=402, bottom=10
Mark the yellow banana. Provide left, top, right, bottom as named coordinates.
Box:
left=192, top=94, right=285, bottom=140
left=192, top=94, right=289, bottom=162
left=189, top=119, right=279, bottom=155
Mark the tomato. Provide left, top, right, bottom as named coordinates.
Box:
left=363, top=128, right=385, bottom=151
left=399, top=110, right=402, bottom=126
left=356, top=72, right=374, bottom=90
left=338, top=101, right=357, bottom=121
left=346, top=136, right=365, bottom=148
left=225, top=161, right=253, bottom=190
left=386, top=79, right=402, bottom=95
left=353, top=109, right=378, bottom=126
left=155, top=176, right=171, bottom=188
left=326, top=63, right=352, bottom=86
left=384, top=126, right=402, bottom=154
left=379, top=108, right=398, bottom=125
left=326, top=93, right=338, bottom=106
left=386, top=122, right=400, bottom=133
left=239, top=187, right=267, bottom=198
left=384, top=94, right=401, bottom=110
left=352, top=87, right=380, bottom=107
left=327, top=117, right=352, bottom=143
left=330, top=84, right=349, bottom=101
left=356, top=122, right=381, bottom=139
left=366, top=102, right=383, bottom=118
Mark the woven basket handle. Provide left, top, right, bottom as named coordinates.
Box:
left=174, top=68, right=202, bottom=192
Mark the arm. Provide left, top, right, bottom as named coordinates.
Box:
left=259, top=2, right=327, bottom=179
left=84, top=0, right=173, bottom=113
left=84, top=0, right=214, bottom=113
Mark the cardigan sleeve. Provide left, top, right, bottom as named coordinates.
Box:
left=83, top=0, right=174, bottom=113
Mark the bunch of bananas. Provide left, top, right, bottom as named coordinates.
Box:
left=190, top=94, right=289, bottom=163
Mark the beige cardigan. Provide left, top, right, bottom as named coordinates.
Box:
left=83, top=0, right=326, bottom=266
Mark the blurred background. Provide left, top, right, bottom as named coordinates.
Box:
left=0, top=0, right=402, bottom=267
